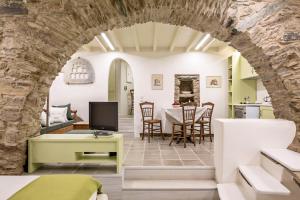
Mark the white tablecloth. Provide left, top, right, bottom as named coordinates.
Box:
left=161, top=106, right=207, bottom=133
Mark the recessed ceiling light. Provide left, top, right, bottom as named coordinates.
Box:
left=101, top=32, right=115, bottom=51
left=195, top=33, right=211, bottom=51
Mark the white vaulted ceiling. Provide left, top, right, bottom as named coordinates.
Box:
left=81, top=22, right=231, bottom=54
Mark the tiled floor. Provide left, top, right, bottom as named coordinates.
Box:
left=123, top=136, right=214, bottom=166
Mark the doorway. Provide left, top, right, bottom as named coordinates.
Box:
left=108, top=59, right=134, bottom=116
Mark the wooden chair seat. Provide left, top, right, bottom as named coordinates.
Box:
left=173, top=122, right=194, bottom=126
left=197, top=120, right=209, bottom=124
left=144, top=119, right=161, bottom=123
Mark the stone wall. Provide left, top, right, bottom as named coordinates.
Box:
left=0, top=0, right=299, bottom=174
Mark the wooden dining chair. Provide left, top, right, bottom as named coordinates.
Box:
left=197, top=102, right=214, bottom=143
left=169, top=102, right=197, bottom=148
left=140, top=101, right=164, bottom=143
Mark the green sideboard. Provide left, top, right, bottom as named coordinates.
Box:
left=28, top=134, right=123, bottom=173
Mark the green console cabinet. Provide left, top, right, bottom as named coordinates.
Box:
left=28, top=134, right=123, bottom=174
left=260, top=106, right=275, bottom=119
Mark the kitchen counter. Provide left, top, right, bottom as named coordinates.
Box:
left=234, top=103, right=272, bottom=107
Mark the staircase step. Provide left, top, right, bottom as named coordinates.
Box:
left=124, top=166, right=215, bottom=180
left=217, top=183, right=246, bottom=200
left=261, top=148, right=300, bottom=172
left=239, top=165, right=290, bottom=195
left=123, top=179, right=216, bottom=190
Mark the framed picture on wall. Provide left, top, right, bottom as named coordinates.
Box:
left=206, top=76, right=222, bottom=88
left=151, top=74, right=163, bottom=90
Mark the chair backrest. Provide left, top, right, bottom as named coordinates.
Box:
left=201, top=102, right=214, bottom=121
left=140, top=101, right=154, bottom=121
left=181, top=102, right=197, bottom=125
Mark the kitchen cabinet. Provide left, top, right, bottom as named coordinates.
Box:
left=240, top=56, right=258, bottom=79
left=260, top=106, right=275, bottom=119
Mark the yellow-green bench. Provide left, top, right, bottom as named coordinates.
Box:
left=28, top=134, right=123, bottom=174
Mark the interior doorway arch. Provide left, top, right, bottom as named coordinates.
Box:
left=108, top=58, right=134, bottom=116
left=0, top=0, right=299, bottom=174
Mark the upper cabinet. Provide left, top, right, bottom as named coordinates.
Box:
left=240, top=56, right=258, bottom=79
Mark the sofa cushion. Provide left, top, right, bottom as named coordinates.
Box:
left=50, top=107, right=68, bottom=123
left=52, top=104, right=73, bottom=120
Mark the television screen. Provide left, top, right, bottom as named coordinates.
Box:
left=89, top=102, right=118, bottom=131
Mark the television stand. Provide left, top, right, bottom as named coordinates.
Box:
left=28, top=134, right=123, bottom=173
left=73, top=121, right=89, bottom=130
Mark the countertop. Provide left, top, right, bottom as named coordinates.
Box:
left=233, top=103, right=272, bottom=107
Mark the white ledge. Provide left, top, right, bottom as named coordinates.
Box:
left=239, top=165, right=290, bottom=195
left=261, top=148, right=300, bottom=172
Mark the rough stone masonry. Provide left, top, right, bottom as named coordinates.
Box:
left=0, top=0, right=299, bottom=174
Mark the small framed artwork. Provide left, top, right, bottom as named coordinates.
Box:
left=206, top=76, right=222, bottom=88
left=152, top=74, right=163, bottom=90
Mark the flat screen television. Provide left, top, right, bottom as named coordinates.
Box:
left=89, top=102, right=118, bottom=131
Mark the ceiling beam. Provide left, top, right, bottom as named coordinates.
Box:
left=132, top=25, right=140, bottom=52
left=169, top=27, right=180, bottom=52
left=153, top=23, right=158, bottom=52
left=186, top=32, right=203, bottom=52
left=202, top=38, right=216, bottom=52
left=94, top=36, right=107, bottom=52
left=108, top=30, right=123, bottom=52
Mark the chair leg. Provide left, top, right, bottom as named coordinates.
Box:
left=148, top=123, right=151, bottom=143
left=209, top=123, right=212, bottom=142
left=200, top=123, right=204, bottom=144
left=142, top=122, right=145, bottom=140
left=169, top=124, right=175, bottom=146
left=160, top=121, right=164, bottom=140
left=151, top=123, right=154, bottom=138
left=183, top=125, right=186, bottom=148
left=192, top=126, right=196, bottom=146
left=202, top=124, right=205, bottom=142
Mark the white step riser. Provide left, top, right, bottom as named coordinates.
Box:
left=122, top=190, right=218, bottom=200
left=261, top=154, right=286, bottom=182
left=261, top=154, right=300, bottom=200
left=237, top=171, right=257, bottom=200
left=124, top=167, right=215, bottom=180
left=217, top=183, right=246, bottom=200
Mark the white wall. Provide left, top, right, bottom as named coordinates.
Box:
left=50, top=51, right=228, bottom=135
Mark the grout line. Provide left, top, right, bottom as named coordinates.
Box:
left=173, top=145, right=184, bottom=166
left=158, top=139, right=163, bottom=166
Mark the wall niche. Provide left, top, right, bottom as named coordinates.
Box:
left=174, top=74, right=200, bottom=105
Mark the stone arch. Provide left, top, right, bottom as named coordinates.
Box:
left=0, top=0, right=299, bottom=174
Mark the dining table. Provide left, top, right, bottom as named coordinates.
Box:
left=160, top=106, right=208, bottom=133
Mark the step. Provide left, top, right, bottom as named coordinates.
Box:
left=239, top=165, right=290, bottom=195
left=123, top=179, right=217, bottom=190
left=123, top=166, right=215, bottom=180
left=217, top=183, right=246, bottom=200
left=261, top=148, right=300, bottom=172
left=122, top=189, right=218, bottom=200
left=122, top=179, right=218, bottom=200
